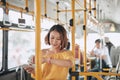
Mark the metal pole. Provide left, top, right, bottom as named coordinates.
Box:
left=56, top=2, right=59, bottom=21
left=59, top=9, right=84, bottom=12
left=34, top=0, right=42, bottom=80
left=44, top=0, right=47, bottom=17
left=71, top=0, right=75, bottom=80
left=94, top=0, right=96, bottom=18
left=2, top=30, right=8, bottom=71
left=89, top=0, right=92, bottom=14
left=83, top=0, right=87, bottom=80
left=25, top=0, right=29, bottom=12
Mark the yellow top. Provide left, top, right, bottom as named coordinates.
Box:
left=42, top=50, right=74, bottom=80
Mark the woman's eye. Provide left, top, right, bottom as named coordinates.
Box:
left=57, top=39, right=61, bottom=40
left=51, top=37, right=54, bottom=39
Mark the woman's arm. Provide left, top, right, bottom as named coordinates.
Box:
left=44, top=58, right=73, bottom=68
left=51, top=59, right=73, bottom=67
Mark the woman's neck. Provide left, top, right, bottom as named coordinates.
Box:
left=49, top=48, right=62, bottom=53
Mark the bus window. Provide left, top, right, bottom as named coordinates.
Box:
left=8, top=31, right=35, bottom=69
left=105, top=33, right=120, bottom=47
left=0, top=30, right=2, bottom=70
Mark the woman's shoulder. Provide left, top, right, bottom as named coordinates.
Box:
left=41, top=48, right=48, bottom=52
left=61, top=50, right=74, bottom=59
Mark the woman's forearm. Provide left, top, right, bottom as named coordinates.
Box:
left=50, top=58, right=73, bottom=67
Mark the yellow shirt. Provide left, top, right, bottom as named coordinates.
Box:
left=42, top=50, right=74, bottom=80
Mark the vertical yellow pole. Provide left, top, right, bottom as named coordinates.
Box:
left=56, top=2, right=59, bottom=21
left=34, top=0, right=42, bottom=80
left=25, top=0, right=28, bottom=12
left=84, top=0, right=87, bottom=80
left=44, top=0, right=47, bottom=17
left=89, top=0, right=91, bottom=14
left=25, top=0, right=28, bottom=8
left=94, top=0, right=96, bottom=18
left=71, top=0, right=75, bottom=80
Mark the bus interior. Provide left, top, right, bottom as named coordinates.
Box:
left=0, top=0, right=120, bottom=80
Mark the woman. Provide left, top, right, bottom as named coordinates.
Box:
left=24, top=24, right=74, bottom=80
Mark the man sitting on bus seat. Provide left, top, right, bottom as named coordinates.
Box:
left=87, top=39, right=112, bottom=80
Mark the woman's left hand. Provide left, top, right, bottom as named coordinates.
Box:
left=23, top=64, right=35, bottom=74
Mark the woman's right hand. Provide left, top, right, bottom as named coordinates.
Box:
left=28, top=55, right=35, bottom=65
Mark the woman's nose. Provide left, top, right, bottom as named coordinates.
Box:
left=53, top=39, right=57, bottom=43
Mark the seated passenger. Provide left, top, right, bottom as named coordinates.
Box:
left=88, top=39, right=112, bottom=80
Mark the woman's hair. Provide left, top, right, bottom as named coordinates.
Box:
left=45, top=24, right=68, bottom=50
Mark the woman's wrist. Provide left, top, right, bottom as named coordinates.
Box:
left=46, top=58, right=52, bottom=64
left=48, top=58, right=51, bottom=64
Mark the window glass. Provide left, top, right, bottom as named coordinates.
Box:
left=105, top=33, right=120, bottom=47
left=8, top=31, right=35, bottom=68
left=76, top=33, right=100, bottom=51
left=75, top=33, right=120, bottom=53
left=41, top=18, right=56, bottom=49
left=41, top=18, right=56, bottom=29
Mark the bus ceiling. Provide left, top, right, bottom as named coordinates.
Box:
left=0, top=0, right=120, bottom=33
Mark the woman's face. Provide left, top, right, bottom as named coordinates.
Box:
left=49, top=30, right=61, bottom=49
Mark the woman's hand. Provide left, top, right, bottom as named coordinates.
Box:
left=28, top=55, right=35, bottom=65
left=22, top=55, right=35, bottom=75
left=23, top=64, right=35, bottom=74
left=42, top=57, right=51, bottom=64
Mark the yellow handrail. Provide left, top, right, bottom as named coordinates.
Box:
left=0, top=27, right=34, bottom=32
